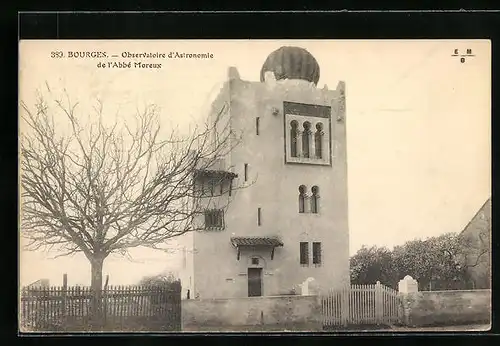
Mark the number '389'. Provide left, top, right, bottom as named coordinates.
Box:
left=51, top=51, right=64, bottom=58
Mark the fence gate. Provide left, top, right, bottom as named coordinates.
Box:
left=321, top=282, right=402, bottom=328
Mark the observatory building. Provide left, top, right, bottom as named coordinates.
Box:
left=178, top=46, right=350, bottom=299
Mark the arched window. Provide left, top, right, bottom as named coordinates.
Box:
left=315, top=123, right=323, bottom=159
left=298, top=185, right=307, bottom=213
left=302, top=122, right=311, bottom=158
left=311, top=185, right=319, bottom=213
left=290, top=120, right=298, bottom=157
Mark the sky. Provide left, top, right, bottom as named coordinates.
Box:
left=18, top=40, right=491, bottom=286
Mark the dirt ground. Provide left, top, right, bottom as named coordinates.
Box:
left=388, top=324, right=491, bottom=332
left=182, top=323, right=491, bottom=333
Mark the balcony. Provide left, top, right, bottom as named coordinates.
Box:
left=194, top=158, right=237, bottom=181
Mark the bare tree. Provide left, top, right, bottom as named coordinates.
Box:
left=457, top=222, right=491, bottom=288
left=20, top=88, right=242, bottom=321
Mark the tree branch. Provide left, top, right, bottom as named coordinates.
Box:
left=20, top=87, right=244, bottom=265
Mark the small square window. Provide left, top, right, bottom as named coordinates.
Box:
left=204, top=209, right=224, bottom=229
left=251, top=258, right=259, bottom=265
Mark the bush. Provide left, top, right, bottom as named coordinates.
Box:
left=137, top=273, right=181, bottom=305
left=138, top=273, right=178, bottom=287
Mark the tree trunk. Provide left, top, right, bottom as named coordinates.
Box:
left=90, top=256, right=105, bottom=329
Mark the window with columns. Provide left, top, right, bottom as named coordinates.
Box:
left=284, top=102, right=332, bottom=166
left=289, top=120, right=324, bottom=160
left=297, top=185, right=320, bottom=214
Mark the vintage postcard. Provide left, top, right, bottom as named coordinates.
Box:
left=18, top=40, right=491, bottom=333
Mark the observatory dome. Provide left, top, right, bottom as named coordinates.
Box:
left=260, top=46, right=320, bottom=85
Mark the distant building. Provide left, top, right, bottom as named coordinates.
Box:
left=460, top=198, right=491, bottom=289
left=178, top=46, right=350, bottom=299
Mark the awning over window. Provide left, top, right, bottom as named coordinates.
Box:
left=231, top=237, right=284, bottom=247
left=194, top=169, right=238, bottom=180
left=230, top=236, right=283, bottom=260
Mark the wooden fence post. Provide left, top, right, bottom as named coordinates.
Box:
left=103, top=275, right=109, bottom=327
left=340, top=284, right=350, bottom=326
left=62, top=274, right=68, bottom=327
left=374, top=281, right=382, bottom=324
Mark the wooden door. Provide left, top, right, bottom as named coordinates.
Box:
left=247, top=268, right=262, bottom=297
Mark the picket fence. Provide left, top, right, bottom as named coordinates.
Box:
left=322, top=282, right=402, bottom=327
left=20, top=283, right=181, bottom=332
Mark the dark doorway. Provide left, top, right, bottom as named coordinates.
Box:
left=248, top=268, right=263, bottom=297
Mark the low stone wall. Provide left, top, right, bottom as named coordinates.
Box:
left=183, top=289, right=492, bottom=330
left=401, top=289, right=491, bottom=327
left=182, top=295, right=322, bottom=330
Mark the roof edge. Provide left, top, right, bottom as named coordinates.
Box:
left=459, top=197, right=491, bottom=235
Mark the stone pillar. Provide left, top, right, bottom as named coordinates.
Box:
left=398, top=275, right=418, bottom=294
left=296, top=129, right=302, bottom=157
left=398, top=276, right=418, bottom=326
left=301, top=281, right=309, bottom=296
left=310, top=131, right=316, bottom=159
left=301, top=277, right=317, bottom=296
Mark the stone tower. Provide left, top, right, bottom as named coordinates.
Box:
left=179, top=46, right=349, bottom=299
